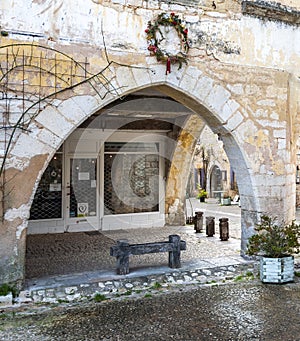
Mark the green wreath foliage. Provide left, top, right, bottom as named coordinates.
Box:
left=145, top=12, right=189, bottom=70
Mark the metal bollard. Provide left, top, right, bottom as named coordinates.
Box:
left=194, top=211, right=204, bottom=233
left=219, top=218, right=229, bottom=241
left=206, top=216, right=215, bottom=237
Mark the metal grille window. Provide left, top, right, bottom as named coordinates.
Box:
left=104, top=142, right=160, bottom=215
left=29, top=153, right=63, bottom=220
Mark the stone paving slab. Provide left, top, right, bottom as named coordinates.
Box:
left=25, top=225, right=242, bottom=280
left=16, top=200, right=300, bottom=307
left=24, top=200, right=245, bottom=289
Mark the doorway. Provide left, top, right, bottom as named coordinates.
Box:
left=210, top=165, right=223, bottom=201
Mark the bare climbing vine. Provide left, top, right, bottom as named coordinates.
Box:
left=0, top=28, right=151, bottom=219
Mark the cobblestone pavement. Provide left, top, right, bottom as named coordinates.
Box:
left=24, top=198, right=300, bottom=290
left=25, top=199, right=243, bottom=280
left=1, top=200, right=300, bottom=339
left=20, top=198, right=257, bottom=305
left=1, top=280, right=300, bottom=340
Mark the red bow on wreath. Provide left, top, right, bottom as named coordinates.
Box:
left=145, top=12, right=190, bottom=75
left=166, top=57, right=171, bottom=75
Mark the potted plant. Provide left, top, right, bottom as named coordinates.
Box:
left=221, top=192, right=231, bottom=206
left=196, top=185, right=208, bottom=203
left=246, top=215, right=300, bottom=283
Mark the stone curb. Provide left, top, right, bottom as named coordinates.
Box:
left=12, top=263, right=257, bottom=307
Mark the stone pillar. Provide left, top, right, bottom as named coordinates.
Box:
left=0, top=155, right=47, bottom=287
left=165, top=115, right=205, bottom=226
left=240, top=207, right=260, bottom=257
left=0, top=219, right=27, bottom=288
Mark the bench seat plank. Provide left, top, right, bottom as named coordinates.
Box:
left=110, top=234, right=186, bottom=275
left=110, top=240, right=186, bottom=257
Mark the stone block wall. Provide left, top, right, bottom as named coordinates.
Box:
left=0, top=0, right=300, bottom=285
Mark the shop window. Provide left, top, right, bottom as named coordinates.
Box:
left=29, top=153, right=63, bottom=220
left=104, top=142, right=159, bottom=215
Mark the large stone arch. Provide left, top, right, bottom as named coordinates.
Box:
left=1, top=62, right=294, bottom=286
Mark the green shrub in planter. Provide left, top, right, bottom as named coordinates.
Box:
left=0, top=283, right=18, bottom=297
left=246, top=215, right=300, bottom=283
left=246, top=215, right=300, bottom=258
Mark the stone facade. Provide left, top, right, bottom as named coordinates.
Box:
left=1, top=0, right=300, bottom=286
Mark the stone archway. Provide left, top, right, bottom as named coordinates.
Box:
left=1, top=61, right=295, bottom=286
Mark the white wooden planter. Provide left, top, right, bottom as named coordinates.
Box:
left=260, top=256, right=294, bottom=284
left=221, top=198, right=231, bottom=206
left=0, top=292, right=13, bottom=308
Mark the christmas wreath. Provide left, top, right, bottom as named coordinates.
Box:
left=145, top=12, right=189, bottom=74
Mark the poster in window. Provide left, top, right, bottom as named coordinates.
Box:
left=78, top=172, right=90, bottom=181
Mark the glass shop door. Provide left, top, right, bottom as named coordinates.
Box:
left=65, top=156, right=99, bottom=232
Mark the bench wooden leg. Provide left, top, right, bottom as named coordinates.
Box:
left=115, top=240, right=130, bottom=275
left=168, top=235, right=181, bottom=268
left=116, top=254, right=129, bottom=275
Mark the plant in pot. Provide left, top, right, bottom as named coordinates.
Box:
left=196, top=185, right=208, bottom=203
left=246, top=215, right=300, bottom=283
left=221, top=192, right=231, bottom=206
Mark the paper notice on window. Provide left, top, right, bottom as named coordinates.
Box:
left=78, top=172, right=90, bottom=180
left=49, top=183, right=62, bottom=191
left=91, top=180, right=96, bottom=188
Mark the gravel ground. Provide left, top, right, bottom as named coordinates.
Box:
left=1, top=280, right=300, bottom=341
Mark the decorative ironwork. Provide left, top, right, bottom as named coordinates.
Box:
left=0, top=39, right=150, bottom=219
left=0, top=43, right=122, bottom=176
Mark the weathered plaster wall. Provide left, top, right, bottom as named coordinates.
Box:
left=291, top=76, right=300, bottom=208
left=0, top=0, right=299, bottom=285
left=1, top=0, right=299, bottom=74
left=278, top=0, right=300, bottom=8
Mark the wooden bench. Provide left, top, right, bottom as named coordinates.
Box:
left=110, top=234, right=186, bottom=275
